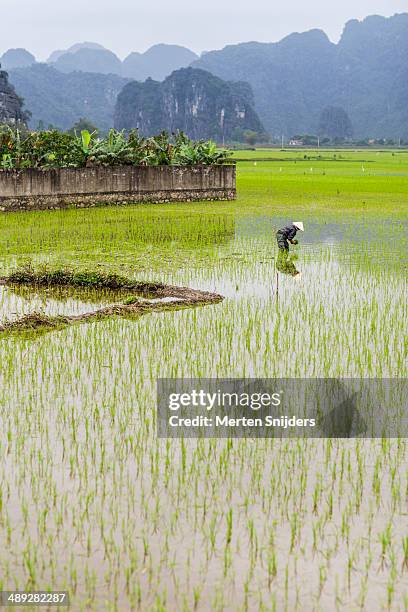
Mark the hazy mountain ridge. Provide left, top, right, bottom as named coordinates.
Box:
left=1, top=43, right=198, bottom=81
left=53, top=48, right=123, bottom=75
left=114, top=67, right=264, bottom=140
left=122, top=44, right=198, bottom=80
left=193, top=13, right=408, bottom=138
left=1, top=48, right=36, bottom=70
left=47, top=42, right=107, bottom=63
left=2, top=13, right=408, bottom=137
left=8, top=64, right=130, bottom=131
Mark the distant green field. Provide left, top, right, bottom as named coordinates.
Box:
left=233, top=148, right=408, bottom=213
left=0, top=150, right=406, bottom=609
left=233, top=147, right=408, bottom=162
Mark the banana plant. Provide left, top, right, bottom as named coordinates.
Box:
left=0, top=127, right=232, bottom=169
left=88, top=129, right=134, bottom=166
left=1, top=154, right=14, bottom=169
left=70, top=129, right=98, bottom=166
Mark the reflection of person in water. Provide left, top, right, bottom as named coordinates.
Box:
left=276, top=249, right=300, bottom=276
left=276, top=221, right=304, bottom=277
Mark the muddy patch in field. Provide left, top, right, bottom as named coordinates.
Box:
left=0, top=266, right=223, bottom=334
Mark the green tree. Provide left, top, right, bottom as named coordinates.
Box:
left=68, top=118, right=98, bottom=136
left=243, top=130, right=258, bottom=146
left=231, top=127, right=244, bottom=142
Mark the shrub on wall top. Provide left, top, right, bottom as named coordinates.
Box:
left=0, top=127, right=232, bottom=170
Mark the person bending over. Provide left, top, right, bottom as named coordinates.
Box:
left=276, top=221, right=304, bottom=251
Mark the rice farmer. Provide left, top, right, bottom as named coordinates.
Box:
left=276, top=222, right=304, bottom=252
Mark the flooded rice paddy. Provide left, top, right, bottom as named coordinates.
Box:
left=0, top=150, right=407, bottom=610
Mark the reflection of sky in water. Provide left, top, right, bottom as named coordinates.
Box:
left=0, top=216, right=406, bottom=326
left=168, top=259, right=406, bottom=307
left=0, top=286, right=186, bottom=324
left=0, top=286, right=114, bottom=319
left=232, top=216, right=408, bottom=270
left=236, top=217, right=345, bottom=243
left=235, top=216, right=407, bottom=251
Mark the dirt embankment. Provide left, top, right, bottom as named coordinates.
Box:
left=0, top=268, right=224, bottom=333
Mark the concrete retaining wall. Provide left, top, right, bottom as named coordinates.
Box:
left=0, top=165, right=236, bottom=211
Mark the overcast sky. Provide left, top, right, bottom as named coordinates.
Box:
left=1, top=0, right=406, bottom=61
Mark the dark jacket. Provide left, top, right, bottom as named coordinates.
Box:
left=277, top=225, right=298, bottom=240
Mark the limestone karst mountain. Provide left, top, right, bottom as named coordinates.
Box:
left=114, top=67, right=264, bottom=141
left=0, top=63, right=30, bottom=124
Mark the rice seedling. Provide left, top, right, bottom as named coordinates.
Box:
left=0, top=149, right=406, bottom=609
